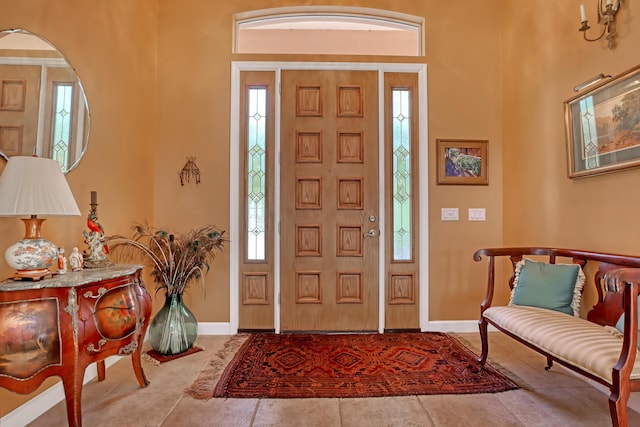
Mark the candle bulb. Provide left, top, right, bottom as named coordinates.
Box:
left=91, top=191, right=97, bottom=205
left=580, top=4, right=587, bottom=22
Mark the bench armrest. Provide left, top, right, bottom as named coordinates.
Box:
left=604, top=268, right=640, bottom=388
left=473, top=247, right=554, bottom=313
left=605, top=268, right=640, bottom=295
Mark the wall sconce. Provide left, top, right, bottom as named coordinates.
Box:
left=579, top=0, right=622, bottom=49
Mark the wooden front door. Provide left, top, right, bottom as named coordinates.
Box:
left=280, top=70, right=379, bottom=331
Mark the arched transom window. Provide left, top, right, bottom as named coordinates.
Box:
left=234, top=7, right=424, bottom=56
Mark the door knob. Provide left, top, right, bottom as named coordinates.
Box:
left=363, top=229, right=378, bottom=237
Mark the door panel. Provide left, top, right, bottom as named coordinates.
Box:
left=384, top=72, right=420, bottom=330
left=0, top=65, right=40, bottom=157
left=238, top=72, right=276, bottom=330
left=280, top=70, right=379, bottom=331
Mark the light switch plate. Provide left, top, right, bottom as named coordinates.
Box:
left=468, top=208, right=486, bottom=221
left=441, top=208, right=459, bottom=221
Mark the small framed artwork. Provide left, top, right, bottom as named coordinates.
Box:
left=565, top=65, right=640, bottom=178
left=436, top=139, right=488, bottom=185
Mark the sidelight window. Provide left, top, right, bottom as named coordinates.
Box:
left=246, top=87, right=267, bottom=260
left=392, top=89, right=412, bottom=261
left=51, top=83, right=73, bottom=172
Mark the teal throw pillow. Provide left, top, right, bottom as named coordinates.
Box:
left=510, top=259, right=582, bottom=316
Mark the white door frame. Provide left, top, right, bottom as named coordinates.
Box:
left=229, top=61, right=429, bottom=333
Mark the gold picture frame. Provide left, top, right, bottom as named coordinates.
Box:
left=436, top=139, right=488, bottom=185
left=565, top=65, right=640, bottom=178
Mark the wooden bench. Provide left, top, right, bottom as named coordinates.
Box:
left=474, top=248, right=640, bottom=427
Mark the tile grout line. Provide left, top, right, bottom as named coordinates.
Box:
left=250, top=399, right=261, bottom=427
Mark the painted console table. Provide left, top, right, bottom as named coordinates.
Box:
left=0, top=265, right=152, bottom=427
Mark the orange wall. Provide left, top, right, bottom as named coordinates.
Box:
left=502, top=0, right=640, bottom=250
left=500, top=1, right=640, bottom=308
left=155, top=0, right=504, bottom=322
left=0, top=0, right=157, bottom=416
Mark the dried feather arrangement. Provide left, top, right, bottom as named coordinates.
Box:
left=107, top=223, right=226, bottom=296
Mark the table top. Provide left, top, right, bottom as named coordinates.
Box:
left=0, top=264, right=143, bottom=291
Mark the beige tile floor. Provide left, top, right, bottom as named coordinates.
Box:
left=27, top=332, right=640, bottom=427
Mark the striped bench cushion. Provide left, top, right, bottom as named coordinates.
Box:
left=484, top=305, right=640, bottom=384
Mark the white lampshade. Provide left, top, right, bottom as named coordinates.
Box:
left=0, top=156, right=81, bottom=216
left=0, top=156, right=81, bottom=280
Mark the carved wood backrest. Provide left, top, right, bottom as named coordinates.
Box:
left=474, top=247, right=640, bottom=324
left=504, top=253, right=587, bottom=291
left=588, top=262, right=628, bottom=326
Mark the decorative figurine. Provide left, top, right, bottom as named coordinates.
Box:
left=57, top=248, right=68, bottom=275
left=69, top=247, right=83, bottom=271
left=82, top=191, right=112, bottom=268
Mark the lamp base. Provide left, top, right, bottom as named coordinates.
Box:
left=4, top=217, right=59, bottom=281
left=5, top=238, right=58, bottom=281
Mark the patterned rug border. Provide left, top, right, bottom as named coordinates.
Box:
left=187, top=332, right=519, bottom=400
left=450, top=333, right=531, bottom=391
left=184, top=334, right=249, bottom=400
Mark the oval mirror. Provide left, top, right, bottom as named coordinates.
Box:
left=0, top=29, right=89, bottom=173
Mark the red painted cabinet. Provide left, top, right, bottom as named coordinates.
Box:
left=0, top=265, right=151, bottom=427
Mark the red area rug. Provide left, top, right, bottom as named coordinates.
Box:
left=209, top=332, right=518, bottom=399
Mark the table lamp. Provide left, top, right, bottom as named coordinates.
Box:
left=0, top=156, right=81, bottom=280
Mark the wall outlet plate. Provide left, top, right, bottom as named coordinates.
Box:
left=441, top=208, right=459, bottom=221
left=468, top=208, right=486, bottom=221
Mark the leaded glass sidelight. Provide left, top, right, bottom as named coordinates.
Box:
left=52, top=83, right=74, bottom=172
left=392, top=89, right=412, bottom=261
left=247, top=88, right=267, bottom=260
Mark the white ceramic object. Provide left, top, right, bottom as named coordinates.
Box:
left=5, top=238, right=58, bottom=272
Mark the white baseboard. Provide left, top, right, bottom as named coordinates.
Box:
left=424, top=320, right=482, bottom=333
left=1, top=356, right=122, bottom=427
left=197, top=322, right=235, bottom=335
left=0, top=320, right=486, bottom=426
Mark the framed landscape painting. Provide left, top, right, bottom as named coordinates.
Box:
left=565, top=65, right=640, bottom=178
left=436, top=139, right=488, bottom=185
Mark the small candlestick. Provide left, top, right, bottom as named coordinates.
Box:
left=580, top=4, right=587, bottom=22
left=90, top=191, right=98, bottom=205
